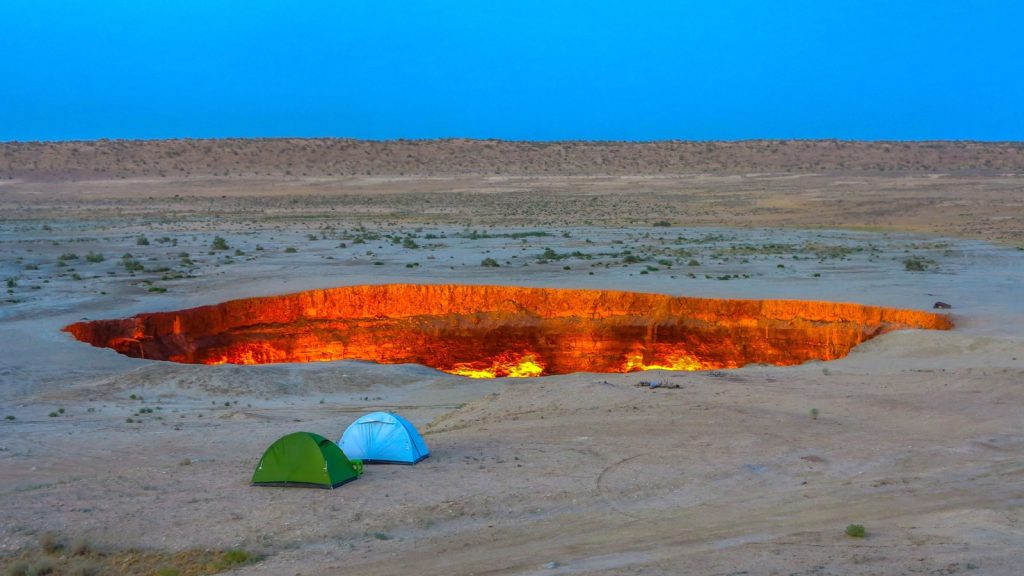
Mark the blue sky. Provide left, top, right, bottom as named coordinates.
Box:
left=2, top=1, right=1022, bottom=141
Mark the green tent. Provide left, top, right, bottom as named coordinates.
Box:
left=252, top=432, right=359, bottom=489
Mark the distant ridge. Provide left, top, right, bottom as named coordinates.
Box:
left=2, top=139, right=1023, bottom=180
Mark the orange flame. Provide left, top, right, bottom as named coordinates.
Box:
left=448, top=352, right=546, bottom=378
left=621, top=350, right=709, bottom=372
left=62, top=284, right=952, bottom=377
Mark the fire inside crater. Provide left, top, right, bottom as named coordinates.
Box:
left=63, top=284, right=951, bottom=378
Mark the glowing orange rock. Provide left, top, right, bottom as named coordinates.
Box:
left=63, top=284, right=952, bottom=377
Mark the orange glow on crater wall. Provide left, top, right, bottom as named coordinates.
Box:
left=62, top=284, right=951, bottom=377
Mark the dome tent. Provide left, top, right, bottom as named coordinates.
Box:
left=339, top=412, right=430, bottom=464
left=252, top=431, right=359, bottom=488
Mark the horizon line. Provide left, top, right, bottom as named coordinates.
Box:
left=4, top=136, right=1024, bottom=146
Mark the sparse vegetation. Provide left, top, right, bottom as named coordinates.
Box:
left=70, top=536, right=91, bottom=556
left=213, top=549, right=254, bottom=569
left=66, top=559, right=100, bottom=576
left=29, top=558, right=55, bottom=575
left=481, top=257, right=500, bottom=267
left=38, top=532, right=61, bottom=554
left=3, top=533, right=259, bottom=576
left=903, top=256, right=934, bottom=271
left=5, top=561, right=30, bottom=576
left=84, top=252, right=105, bottom=263
left=845, top=524, right=866, bottom=538
left=122, top=256, right=144, bottom=272
left=211, top=236, right=230, bottom=251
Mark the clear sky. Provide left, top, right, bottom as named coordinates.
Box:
left=2, top=1, right=1023, bottom=141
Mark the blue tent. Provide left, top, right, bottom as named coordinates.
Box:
left=339, top=412, right=430, bottom=464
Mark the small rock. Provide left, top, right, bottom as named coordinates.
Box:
left=544, top=561, right=559, bottom=569
left=933, top=301, right=952, bottom=309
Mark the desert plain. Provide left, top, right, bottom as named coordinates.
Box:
left=1, top=140, right=1023, bottom=575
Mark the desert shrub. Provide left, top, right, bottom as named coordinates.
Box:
left=38, top=532, right=61, bottom=554
left=903, top=257, right=932, bottom=271
left=221, top=549, right=249, bottom=564
left=540, top=247, right=563, bottom=261
left=211, top=236, right=229, bottom=250
left=5, top=561, right=29, bottom=576
left=66, top=559, right=100, bottom=576
left=69, top=536, right=90, bottom=556
left=212, top=549, right=256, bottom=570
left=480, top=258, right=499, bottom=267
left=845, top=524, right=866, bottom=538
left=284, top=247, right=297, bottom=253
left=84, top=252, right=104, bottom=263
left=136, top=236, right=149, bottom=246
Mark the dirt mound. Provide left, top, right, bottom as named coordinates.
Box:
left=4, top=139, right=1024, bottom=180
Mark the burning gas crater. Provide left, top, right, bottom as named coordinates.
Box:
left=64, top=284, right=951, bottom=378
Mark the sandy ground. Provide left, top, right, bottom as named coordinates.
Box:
left=1, top=175, right=1023, bottom=575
